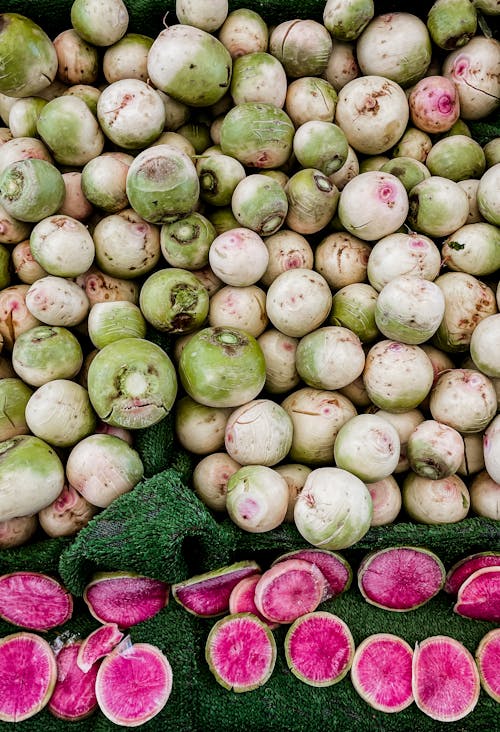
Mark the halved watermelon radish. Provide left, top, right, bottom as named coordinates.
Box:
left=254, top=559, right=326, bottom=624
left=350, top=633, right=414, bottom=713
left=284, top=611, right=354, bottom=687
left=228, top=574, right=278, bottom=628
left=475, top=628, right=500, bottom=702
left=77, top=623, right=125, bottom=673
left=453, top=566, right=500, bottom=623
left=172, top=560, right=260, bottom=618
left=205, top=613, right=276, bottom=692
left=0, top=632, right=57, bottom=722
left=444, top=552, right=500, bottom=595
left=0, top=571, right=73, bottom=631
left=358, top=546, right=446, bottom=611
left=412, top=635, right=480, bottom=722
left=83, top=572, right=169, bottom=628
left=95, top=642, right=173, bottom=727
left=48, top=641, right=99, bottom=721
left=272, top=548, right=352, bottom=600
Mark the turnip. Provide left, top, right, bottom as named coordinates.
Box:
left=295, top=325, right=366, bottom=390
left=209, top=285, right=268, bottom=337
left=484, top=137, right=500, bottom=167
left=477, top=162, right=500, bottom=225
left=314, top=232, right=370, bottom=289
left=175, top=396, right=231, bottom=455
left=101, top=32, right=153, bottom=83
left=269, top=19, right=332, bottom=78
left=392, top=126, right=433, bottom=162
left=323, top=0, right=374, bottom=40
left=160, top=212, right=215, bottom=270
left=257, top=328, right=300, bottom=394
left=335, top=75, right=409, bottom=154
left=328, top=144, right=360, bottom=190
left=226, top=464, right=289, bottom=532
left=76, top=266, right=139, bottom=306
left=0, top=284, right=41, bottom=349
left=224, top=399, right=293, bottom=467
left=230, top=52, right=287, bottom=107
left=59, top=171, right=94, bottom=221
left=442, top=36, right=500, bottom=119
left=367, top=232, right=441, bottom=291
left=11, top=240, right=46, bottom=284
left=430, top=368, right=497, bottom=433
left=139, top=267, right=209, bottom=334
left=231, top=174, right=288, bottom=236
left=470, top=471, right=500, bottom=519
left=484, top=414, right=500, bottom=482
left=147, top=24, right=232, bottom=107
left=218, top=8, right=268, bottom=58
left=470, top=313, right=500, bottom=377
left=274, top=463, right=311, bottom=522
left=426, top=135, right=485, bottom=181
left=261, top=229, right=313, bottom=287
left=293, top=121, right=348, bottom=176
left=208, top=227, right=269, bottom=286
left=196, top=153, right=246, bottom=207
left=408, top=74, right=460, bottom=133
left=153, top=130, right=195, bottom=157
left=36, top=96, right=105, bottom=166
left=26, top=275, right=90, bottom=327
left=407, top=420, right=465, bottom=479
left=0, top=159, right=64, bottom=223
left=97, top=79, right=165, bottom=150
left=458, top=433, right=485, bottom=477
left=29, top=213, right=95, bottom=278
left=338, top=171, right=408, bottom=241
left=0, top=202, right=32, bottom=245
left=38, top=483, right=98, bottom=538
left=358, top=155, right=390, bottom=173
left=402, top=472, right=471, bottom=523
left=0, top=128, right=12, bottom=144
left=427, top=0, right=477, bottom=49
left=294, top=466, right=372, bottom=550
left=266, top=268, right=332, bottom=338
left=176, top=0, right=228, bottom=32
left=366, top=475, right=402, bottom=526
left=370, top=408, right=426, bottom=473
left=356, top=12, right=432, bottom=87
left=81, top=153, right=132, bottom=214
left=63, top=83, right=101, bottom=114
left=70, top=0, right=128, bottom=47
left=285, top=168, right=339, bottom=234
left=0, top=13, right=57, bottom=98
left=92, top=208, right=161, bottom=279
left=192, top=452, right=240, bottom=512
left=0, top=136, right=53, bottom=177
left=442, top=222, right=500, bottom=276
left=379, top=156, right=430, bottom=192
left=0, top=515, right=37, bottom=549
left=334, top=413, right=401, bottom=482
left=25, top=379, right=96, bottom=448
left=285, top=77, right=338, bottom=126
left=408, top=176, right=470, bottom=237
left=87, top=301, right=146, bottom=348
left=0, top=377, right=32, bottom=440
left=53, top=28, right=99, bottom=85
left=8, top=97, right=47, bottom=139
left=12, top=324, right=83, bottom=386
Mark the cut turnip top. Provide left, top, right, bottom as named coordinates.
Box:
left=272, top=548, right=352, bottom=600
left=172, top=561, right=260, bottom=617
left=444, top=552, right=500, bottom=595
left=83, top=572, right=169, bottom=628
left=0, top=571, right=72, bottom=630
left=454, top=566, right=500, bottom=623
left=254, top=558, right=326, bottom=624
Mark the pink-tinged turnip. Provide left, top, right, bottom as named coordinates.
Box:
left=192, top=452, right=241, bottom=512
left=402, top=472, right=471, bottom=524
left=338, top=171, right=408, bottom=241
left=442, top=36, right=500, bottom=120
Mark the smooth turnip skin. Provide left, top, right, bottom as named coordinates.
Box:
left=408, top=176, right=470, bottom=237
left=87, top=301, right=146, bottom=349
left=477, top=163, right=500, bottom=226
left=370, top=408, right=425, bottom=473
left=334, top=413, right=400, bottom=483
left=25, top=379, right=96, bottom=448
left=26, top=276, right=90, bottom=327
left=469, top=470, right=500, bottom=520
left=0, top=159, right=64, bottom=223
left=323, top=0, right=374, bottom=41
left=192, top=451, right=240, bottom=512
left=148, top=25, right=232, bottom=107
left=176, top=0, right=228, bottom=32
left=367, top=475, right=402, bottom=526
left=209, top=227, right=269, bottom=286
left=293, top=121, right=348, bottom=176
left=470, top=313, right=500, bottom=378
left=261, top=229, right=314, bottom=287
left=266, top=268, right=333, bottom=338
left=276, top=463, right=312, bottom=522
left=38, top=483, right=98, bottom=538
left=29, top=214, right=95, bottom=278
left=70, top=0, right=129, bottom=47
left=392, top=126, right=433, bottom=162
left=81, top=153, right=131, bottom=214
left=409, top=75, right=460, bottom=133
left=224, top=399, right=293, bottom=467
left=0, top=13, right=57, bottom=98
left=63, top=83, right=101, bottom=115
left=0, top=514, right=37, bottom=548
left=231, top=174, right=288, bottom=236
left=324, top=41, right=359, bottom=93
left=12, top=325, right=83, bottom=386
left=139, top=268, right=209, bottom=334
left=379, top=157, right=430, bottom=192
left=196, top=154, right=246, bottom=208
left=58, top=171, right=94, bottom=221
left=329, top=283, right=379, bottom=344
left=269, top=19, right=332, bottom=78
left=0, top=137, right=52, bottom=177
left=338, top=171, right=408, bottom=241
left=442, top=223, right=500, bottom=276
left=367, top=232, right=441, bottom=292
left=76, top=266, right=139, bottom=307
left=295, top=326, right=365, bottom=391
left=230, top=52, right=287, bottom=107
left=53, top=29, right=99, bottom=85
left=457, top=179, right=482, bottom=225
left=407, top=420, right=465, bottom=480
left=102, top=33, right=153, bottom=83
left=226, top=464, right=289, bottom=533
left=329, top=144, right=359, bottom=190
left=0, top=284, right=41, bottom=350
left=335, top=75, right=409, bottom=155
left=458, top=433, right=485, bottom=478
left=209, top=285, right=267, bottom=338
left=484, top=415, right=500, bottom=483
left=160, top=213, right=215, bottom=271
left=0, top=378, right=32, bottom=440
left=426, top=135, right=485, bottom=182
left=442, top=37, right=500, bottom=120
left=427, top=0, right=477, bottom=50
left=430, top=369, right=497, bottom=434
left=8, top=97, right=47, bottom=139
left=285, top=77, right=338, bottom=126
left=36, top=96, right=104, bottom=167
left=402, top=472, right=470, bottom=524
left=257, top=329, right=300, bottom=395
left=97, top=79, right=165, bottom=150
left=92, top=208, right=160, bottom=280
left=218, top=8, right=268, bottom=58
left=315, top=232, right=370, bottom=289
left=285, top=168, right=339, bottom=234
left=175, top=396, right=231, bottom=455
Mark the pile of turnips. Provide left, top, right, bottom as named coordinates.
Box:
left=0, top=0, right=498, bottom=554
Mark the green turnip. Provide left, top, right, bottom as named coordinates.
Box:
left=12, top=325, right=83, bottom=386
left=231, top=174, right=288, bottom=236
left=87, top=301, right=146, bottom=349
left=230, top=52, right=287, bottom=107
left=442, top=222, right=500, bottom=276
left=81, top=153, right=131, bottom=214
left=8, top=97, right=47, bottom=138
left=426, top=135, right=485, bottom=181
left=329, top=283, right=379, bottom=343
left=36, top=96, right=104, bottom=166
left=0, top=377, right=32, bottom=440
left=295, top=325, right=365, bottom=391
left=427, top=0, right=477, bottom=49
left=196, top=153, right=246, bottom=207
left=477, top=163, right=500, bottom=225
left=334, top=413, right=401, bottom=482
left=70, top=0, right=129, bottom=47
left=408, top=176, right=470, bottom=237
left=285, top=168, right=339, bottom=234
left=323, top=0, right=374, bottom=40
left=269, top=19, right=332, bottom=78
left=0, top=13, right=57, bottom=97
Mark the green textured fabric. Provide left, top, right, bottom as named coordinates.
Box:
left=0, top=1, right=499, bottom=730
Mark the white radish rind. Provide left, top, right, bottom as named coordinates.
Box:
left=0, top=571, right=72, bottom=630
left=285, top=611, right=354, bottom=687
left=48, top=641, right=98, bottom=721
left=77, top=623, right=125, bottom=673
left=412, top=635, right=480, bottom=722
left=0, top=632, right=57, bottom=722
left=205, top=613, right=276, bottom=692
left=83, top=572, right=169, bottom=628
left=350, top=633, right=414, bottom=712
left=172, top=560, right=260, bottom=617
left=444, top=552, right=500, bottom=595
left=254, top=559, right=326, bottom=624
left=453, top=566, right=500, bottom=623
left=271, top=548, right=352, bottom=600
left=358, top=546, right=446, bottom=612
left=475, top=629, right=500, bottom=703
left=95, top=642, right=173, bottom=727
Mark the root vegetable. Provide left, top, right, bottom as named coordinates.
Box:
left=38, top=483, right=98, bottom=537
left=192, top=451, right=240, bottom=511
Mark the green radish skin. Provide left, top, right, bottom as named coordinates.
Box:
left=172, top=560, right=261, bottom=617
left=475, top=628, right=500, bottom=703
left=254, top=558, right=326, bottom=624
left=0, top=571, right=73, bottom=630
left=83, top=572, right=169, bottom=628
left=412, top=635, right=480, bottom=722
left=357, top=546, right=446, bottom=611
left=444, top=551, right=500, bottom=595
left=0, top=632, right=57, bottom=722
left=285, top=611, right=354, bottom=687
left=205, top=613, right=276, bottom=692
left=228, top=574, right=279, bottom=628
left=48, top=641, right=98, bottom=721
left=95, top=641, right=173, bottom=727
left=453, top=566, right=500, bottom=623
left=76, top=623, right=125, bottom=673
left=271, top=548, right=352, bottom=600
left=350, top=633, right=414, bottom=712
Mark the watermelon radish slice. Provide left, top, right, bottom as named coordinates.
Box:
left=476, top=628, right=500, bottom=702
left=445, top=551, right=500, bottom=595
left=254, top=559, right=326, bottom=624
left=272, top=548, right=352, bottom=600
left=48, top=641, right=99, bottom=721
left=453, top=566, right=500, bottom=623
left=0, top=632, right=57, bottom=722
left=95, top=641, right=173, bottom=726
left=83, top=572, right=169, bottom=628
left=285, top=611, right=354, bottom=687
left=350, top=633, right=414, bottom=713
left=228, top=574, right=279, bottom=628
left=205, top=613, right=276, bottom=692
left=412, top=635, right=480, bottom=722
left=358, top=546, right=446, bottom=611
left=77, top=623, right=125, bottom=673
left=172, top=560, right=260, bottom=618
left=0, top=571, right=73, bottom=631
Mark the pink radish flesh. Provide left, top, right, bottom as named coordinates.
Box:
left=172, top=561, right=260, bottom=617
left=445, top=552, right=500, bottom=595
left=273, top=548, right=352, bottom=599
left=285, top=611, right=354, bottom=687
left=228, top=574, right=278, bottom=627
left=412, top=636, right=480, bottom=722
left=454, top=566, right=500, bottom=623
left=254, top=559, right=326, bottom=624
left=95, top=642, right=172, bottom=726
left=0, top=572, right=73, bottom=630
left=476, top=629, right=500, bottom=702
left=358, top=547, right=445, bottom=611
left=205, top=613, right=276, bottom=692
left=0, top=632, right=57, bottom=722
left=84, top=574, right=169, bottom=627
left=350, top=633, right=413, bottom=712
left=77, top=623, right=125, bottom=672
left=48, top=642, right=98, bottom=720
